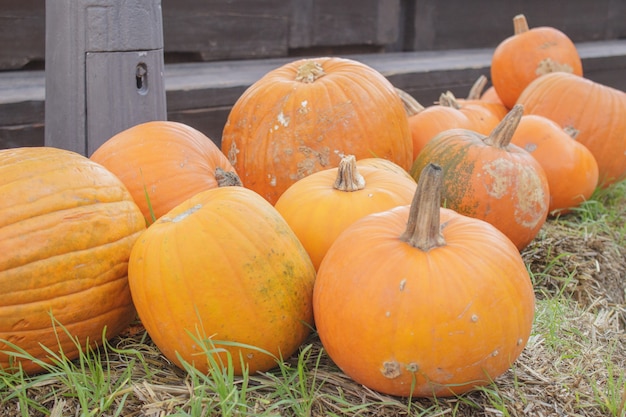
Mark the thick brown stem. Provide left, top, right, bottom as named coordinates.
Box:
left=400, top=163, right=446, bottom=251
left=334, top=155, right=365, bottom=191
left=295, top=60, right=326, bottom=83
left=513, top=14, right=530, bottom=35
left=438, top=91, right=461, bottom=109
left=467, top=75, right=488, bottom=100
left=484, top=104, right=523, bottom=148
left=395, top=88, right=425, bottom=116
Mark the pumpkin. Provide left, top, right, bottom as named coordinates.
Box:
left=313, top=163, right=535, bottom=397
left=0, top=147, right=145, bottom=374
left=491, top=14, right=583, bottom=109
left=511, top=114, right=599, bottom=214
left=274, top=155, right=417, bottom=270
left=516, top=71, right=626, bottom=187
left=128, top=186, right=316, bottom=375
left=438, top=91, right=503, bottom=134
left=90, top=120, right=239, bottom=223
left=410, top=105, right=550, bottom=251
left=221, top=57, right=413, bottom=204
left=356, top=157, right=416, bottom=182
left=463, top=75, right=509, bottom=117
left=407, top=99, right=474, bottom=160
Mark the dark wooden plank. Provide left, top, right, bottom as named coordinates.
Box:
left=0, top=0, right=45, bottom=70
left=162, top=0, right=290, bottom=61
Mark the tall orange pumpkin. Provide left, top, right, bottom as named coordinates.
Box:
left=313, top=163, right=535, bottom=397
left=491, top=14, right=583, bottom=109
left=128, top=186, right=316, bottom=375
left=0, top=147, right=145, bottom=374
left=410, top=105, right=550, bottom=251
left=91, top=121, right=239, bottom=223
left=221, top=57, right=413, bottom=204
left=516, top=71, right=626, bottom=187
left=274, top=155, right=417, bottom=270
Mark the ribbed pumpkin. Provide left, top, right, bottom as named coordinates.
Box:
left=91, top=121, right=239, bottom=223
left=410, top=105, right=550, bottom=251
left=128, top=186, right=316, bottom=375
left=313, top=163, right=535, bottom=397
left=356, top=157, right=416, bottom=182
left=516, top=71, right=626, bottom=187
left=221, top=57, right=413, bottom=204
left=274, top=155, right=417, bottom=270
left=491, top=14, right=583, bottom=109
left=511, top=114, right=599, bottom=214
left=0, top=147, right=145, bottom=374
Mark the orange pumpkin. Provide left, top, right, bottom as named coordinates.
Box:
left=491, top=14, right=583, bottom=109
left=221, top=57, right=413, bottom=204
left=511, top=114, right=599, bottom=214
left=128, top=186, right=316, bottom=375
left=410, top=105, right=550, bottom=251
left=274, top=155, right=417, bottom=270
left=313, top=163, right=535, bottom=397
left=516, top=71, right=626, bottom=187
left=438, top=91, right=503, bottom=134
left=0, top=147, right=145, bottom=374
left=356, top=157, right=415, bottom=182
left=91, top=121, right=239, bottom=223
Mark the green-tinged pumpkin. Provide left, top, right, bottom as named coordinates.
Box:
left=313, top=163, right=535, bottom=397
left=128, top=186, right=316, bottom=375
left=0, top=147, right=145, bottom=374
left=410, top=105, right=550, bottom=251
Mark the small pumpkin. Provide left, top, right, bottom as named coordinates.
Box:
left=91, top=120, right=239, bottom=223
left=516, top=71, right=626, bottom=187
left=128, top=186, right=316, bottom=375
left=221, top=57, right=413, bottom=204
left=313, top=163, right=535, bottom=397
left=410, top=105, right=550, bottom=251
left=274, top=155, right=417, bottom=270
left=0, top=147, right=145, bottom=374
left=511, top=114, right=599, bottom=214
left=491, top=14, right=583, bottom=109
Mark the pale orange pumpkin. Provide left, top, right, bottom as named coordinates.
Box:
left=516, top=71, right=626, bottom=187
left=91, top=120, right=239, bottom=223
left=221, top=57, right=413, bottom=204
left=511, top=114, right=599, bottom=214
left=128, top=186, right=316, bottom=375
left=491, top=14, right=583, bottom=109
left=313, top=163, right=535, bottom=397
left=274, top=155, right=417, bottom=270
left=410, top=105, right=550, bottom=251
left=0, top=147, right=145, bottom=374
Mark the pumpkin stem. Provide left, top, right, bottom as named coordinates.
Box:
left=484, top=104, right=524, bottom=148
left=467, top=75, right=488, bottom=100
left=395, top=88, right=425, bottom=116
left=295, top=60, right=326, bottom=83
left=513, top=14, right=530, bottom=35
left=215, top=167, right=243, bottom=187
left=400, top=163, right=446, bottom=251
left=334, top=155, right=365, bottom=191
left=438, top=91, right=461, bottom=109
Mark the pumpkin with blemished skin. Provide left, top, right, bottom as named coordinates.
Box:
left=516, top=71, right=626, bottom=187
left=0, top=147, right=145, bottom=374
left=274, top=155, right=417, bottom=270
left=90, top=121, right=239, bottom=223
left=128, top=186, right=316, bottom=375
left=511, top=114, right=599, bottom=214
left=313, top=163, right=535, bottom=397
left=221, top=57, right=413, bottom=204
left=491, top=14, right=583, bottom=109
left=410, top=105, right=550, bottom=251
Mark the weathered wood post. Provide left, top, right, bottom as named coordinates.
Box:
left=45, top=0, right=167, bottom=156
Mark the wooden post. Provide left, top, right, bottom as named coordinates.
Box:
left=44, top=0, right=167, bottom=156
